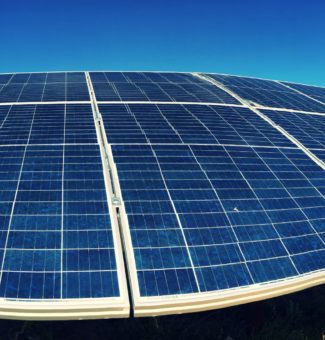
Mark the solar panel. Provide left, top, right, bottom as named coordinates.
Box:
left=111, top=143, right=325, bottom=299
left=98, top=103, right=294, bottom=147
left=0, top=73, right=90, bottom=103
left=0, top=70, right=324, bottom=319
left=0, top=102, right=128, bottom=318
left=90, top=72, right=240, bottom=104
left=207, top=74, right=325, bottom=113
left=1, top=144, right=116, bottom=298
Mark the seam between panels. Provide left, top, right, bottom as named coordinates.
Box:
left=85, top=72, right=131, bottom=313
left=193, top=73, right=325, bottom=171
left=253, top=106, right=325, bottom=116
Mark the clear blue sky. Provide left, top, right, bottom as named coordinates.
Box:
left=1, top=0, right=324, bottom=86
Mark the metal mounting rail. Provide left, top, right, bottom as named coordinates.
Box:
left=193, top=72, right=325, bottom=171
left=85, top=72, right=121, bottom=203
left=84, top=71, right=129, bottom=317
left=85, top=71, right=132, bottom=315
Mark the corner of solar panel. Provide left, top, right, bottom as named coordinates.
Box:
left=0, top=71, right=324, bottom=319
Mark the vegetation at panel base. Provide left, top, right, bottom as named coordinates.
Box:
left=1, top=285, right=324, bottom=340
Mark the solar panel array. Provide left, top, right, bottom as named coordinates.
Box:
left=0, top=71, right=324, bottom=319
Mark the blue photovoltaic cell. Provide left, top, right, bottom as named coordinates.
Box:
left=208, top=74, right=325, bottom=113
left=0, top=72, right=90, bottom=103
left=111, top=142, right=325, bottom=296
left=90, top=72, right=240, bottom=104
left=260, top=109, right=325, bottom=150
left=282, top=82, right=325, bottom=104
left=0, top=102, right=120, bottom=300
left=99, top=103, right=294, bottom=148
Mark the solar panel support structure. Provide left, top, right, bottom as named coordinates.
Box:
left=79, top=72, right=130, bottom=318
left=85, top=71, right=139, bottom=317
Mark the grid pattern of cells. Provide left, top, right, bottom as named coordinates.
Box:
left=0, top=73, right=90, bottom=103
left=261, top=110, right=325, bottom=149
left=208, top=74, right=325, bottom=113
left=98, top=103, right=294, bottom=147
left=111, top=143, right=325, bottom=296
left=90, top=72, right=240, bottom=104
left=282, top=82, right=325, bottom=104
left=0, top=103, right=119, bottom=299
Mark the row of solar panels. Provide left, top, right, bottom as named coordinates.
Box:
left=0, top=72, right=324, bottom=112
left=0, top=71, right=324, bottom=319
